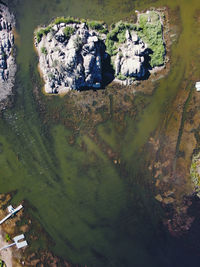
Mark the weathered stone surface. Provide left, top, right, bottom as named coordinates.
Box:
left=115, top=30, right=148, bottom=80
left=0, top=4, right=16, bottom=103
left=35, top=23, right=106, bottom=94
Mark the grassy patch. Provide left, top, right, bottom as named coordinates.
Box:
left=105, top=21, right=137, bottom=56
left=105, top=38, right=117, bottom=56
left=137, top=11, right=165, bottom=67
left=53, top=16, right=80, bottom=25
left=36, top=26, right=52, bottom=43
left=87, top=20, right=108, bottom=34
left=63, top=26, right=75, bottom=39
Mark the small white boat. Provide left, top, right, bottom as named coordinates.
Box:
left=195, top=81, right=200, bottom=91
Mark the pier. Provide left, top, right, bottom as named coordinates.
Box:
left=0, top=205, right=23, bottom=225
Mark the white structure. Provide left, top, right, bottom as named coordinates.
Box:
left=0, top=204, right=23, bottom=225
left=195, top=82, right=200, bottom=91
left=0, top=234, right=28, bottom=251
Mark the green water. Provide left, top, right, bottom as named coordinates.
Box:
left=0, top=0, right=199, bottom=266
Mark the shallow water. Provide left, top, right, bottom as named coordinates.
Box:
left=0, top=0, right=200, bottom=266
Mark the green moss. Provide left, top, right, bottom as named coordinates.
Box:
left=53, top=16, right=80, bottom=25
left=105, top=38, right=117, bottom=56
left=87, top=20, right=108, bottom=34
left=5, top=233, right=11, bottom=242
left=63, top=26, right=75, bottom=39
left=137, top=11, right=165, bottom=67
left=41, top=47, right=48, bottom=55
left=36, top=26, right=52, bottom=43
left=105, top=21, right=137, bottom=55
left=116, top=73, right=127, bottom=80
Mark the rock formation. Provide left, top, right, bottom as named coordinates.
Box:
left=0, top=4, right=16, bottom=103
left=35, top=11, right=165, bottom=94
left=115, top=30, right=148, bottom=84
left=35, top=22, right=106, bottom=94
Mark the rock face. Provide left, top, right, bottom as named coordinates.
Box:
left=36, top=23, right=106, bottom=94
left=115, top=30, right=148, bottom=80
left=0, top=4, right=16, bottom=102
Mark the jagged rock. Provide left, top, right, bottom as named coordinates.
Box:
left=0, top=4, right=16, bottom=103
left=35, top=12, right=165, bottom=94
left=115, top=30, right=148, bottom=79
left=36, top=22, right=106, bottom=93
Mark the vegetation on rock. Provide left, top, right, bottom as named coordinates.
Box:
left=53, top=16, right=80, bottom=25
left=105, top=21, right=137, bottom=56
left=63, top=26, right=75, bottom=39
left=41, top=46, right=47, bottom=55
left=36, top=26, right=52, bottom=43
left=137, top=11, right=165, bottom=67
left=87, top=20, right=108, bottom=34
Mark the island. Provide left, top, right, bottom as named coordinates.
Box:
left=34, top=10, right=166, bottom=94
left=0, top=3, right=16, bottom=105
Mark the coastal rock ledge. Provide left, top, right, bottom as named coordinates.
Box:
left=35, top=11, right=165, bottom=94
left=0, top=4, right=16, bottom=103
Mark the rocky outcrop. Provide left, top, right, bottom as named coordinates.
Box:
left=0, top=4, right=16, bottom=103
left=35, top=22, right=106, bottom=94
left=114, top=30, right=148, bottom=84
left=35, top=11, right=165, bottom=94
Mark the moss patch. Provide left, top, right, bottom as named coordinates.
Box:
left=63, top=26, right=75, bottom=39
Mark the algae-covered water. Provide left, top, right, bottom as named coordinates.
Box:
left=1, top=0, right=200, bottom=266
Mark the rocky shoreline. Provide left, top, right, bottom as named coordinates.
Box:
left=34, top=10, right=166, bottom=94
left=0, top=3, right=16, bottom=107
